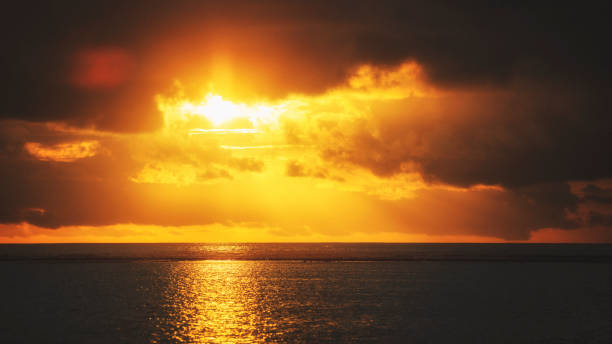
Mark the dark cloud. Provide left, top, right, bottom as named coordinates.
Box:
left=2, top=1, right=611, bottom=130
left=582, top=185, right=612, bottom=205
left=380, top=182, right=580, bottom=240
left=320, top=86, right=611, bottom=188
left=587, top=211, right=612, bottom=227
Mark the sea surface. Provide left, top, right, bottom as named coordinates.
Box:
left=1, top=243, right=612, bottom=343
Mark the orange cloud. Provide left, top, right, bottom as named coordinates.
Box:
left=24, top=140, right=101, bottom=162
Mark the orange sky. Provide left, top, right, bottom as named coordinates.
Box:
left=1, top=3, right=611, bottom=243
left=1, top=60, right=610, bottom=243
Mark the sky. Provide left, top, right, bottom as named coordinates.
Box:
left=1, top=1, right=611, bottom=243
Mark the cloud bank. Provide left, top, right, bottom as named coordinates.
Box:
left=0, top=1, right=610, bottom=241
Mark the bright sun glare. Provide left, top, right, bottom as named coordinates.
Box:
left=157, top=62, right=428, bottom=136
left=177, top=93, right=283, bottom=129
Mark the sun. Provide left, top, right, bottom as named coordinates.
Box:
left=181, top=94, right=243, bottom=126
left=161, top=93, right=285, bottom=131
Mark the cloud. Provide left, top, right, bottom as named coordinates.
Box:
left=315, top=80, right=611, bottom=188
left=228, top=157, right=264, bottom=172
left=2, top=2, right=610, bottom=131
left=376, top=182, right=580, bottom=240
left=285, top=160, right=329, bottom=179
left=24, top=140, right=101, bottom=162
left=581, top=184, right=612, bottom=205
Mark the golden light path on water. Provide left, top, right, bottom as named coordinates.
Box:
left=155, top=261, right=265, bottom=343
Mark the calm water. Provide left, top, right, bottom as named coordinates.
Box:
left=1, top=244, right=612, bottom=343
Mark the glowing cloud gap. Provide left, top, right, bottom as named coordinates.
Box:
left=162, top=93, right=285, bottom=129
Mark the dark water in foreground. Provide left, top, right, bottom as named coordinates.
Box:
left=1, top=244, right=612, bottom=343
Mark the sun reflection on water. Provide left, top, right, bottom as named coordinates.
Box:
left=153, top=261, right=264, bottom=343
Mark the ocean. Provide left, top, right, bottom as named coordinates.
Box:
left=1, top=243, right=612, bottom=343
